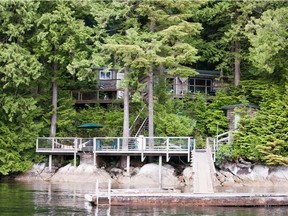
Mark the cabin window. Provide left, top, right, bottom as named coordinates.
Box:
left=188, top=78, right=212, bottom=94
left=99, top=70, right=112, bottom=80
left=167, top=78, right=175, bottom=93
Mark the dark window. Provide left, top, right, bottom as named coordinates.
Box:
left=99, top=70, right=112, bottom=80
left=188, top=78, right=212, bottom=94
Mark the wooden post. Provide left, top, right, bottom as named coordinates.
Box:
left=74, top=150, right=77, bottom=168
left=96, top=179, right=99, bottom=206
left=159, top=155, right=162, bottom=189
left=93, top=138, right=97, bottom=167
left=126, top=155, right=130, bottom=176
left=49, top=154, right=52, bottom=171
left=187, top=137, right=191, bottom=162
left=108, top=179, right=111, bottom=205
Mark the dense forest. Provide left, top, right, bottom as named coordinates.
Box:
left=0, top=0, right=287, bottom=175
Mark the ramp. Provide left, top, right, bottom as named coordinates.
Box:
left=192, top=150, right=214, bottom=193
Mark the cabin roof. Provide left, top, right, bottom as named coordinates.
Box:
left=196, top=70, right=220, bottom=76
left=222, top=103, right=260, bottom=110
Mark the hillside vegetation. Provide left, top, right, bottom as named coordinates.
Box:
left=0, top=1, right=287, bottom=175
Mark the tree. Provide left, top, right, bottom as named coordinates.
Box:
left=0, top=1, right=43, bottom=175
left=31, top=1, right=92, bottom=137
left=231, top=84, right=288, bottom=164
left=194, top=1, right=280, bottom=86
left=245, top=6, right=288, bottom=81
left=133, top=0, right=202, bottom=140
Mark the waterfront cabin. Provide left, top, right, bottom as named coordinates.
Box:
left=71, top=69, right=225, bottom=105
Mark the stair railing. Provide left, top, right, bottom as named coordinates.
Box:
left=129, top=106, right=147, bottom=136
left=134, top=117, right=148, bottom=137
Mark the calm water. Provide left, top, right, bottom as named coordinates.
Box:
left=0, top=181, right=288, bottom=216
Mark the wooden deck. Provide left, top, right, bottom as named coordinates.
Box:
left=36, top=136, right=194, bottom=161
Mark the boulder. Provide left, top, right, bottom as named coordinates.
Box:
left=182, top=167, right=193, bottom=186
left=15, top=163, right=55, bottom=181
left=50, top=164, right=112, bottom=184
left=268, top=166, right=288, bottom=183
left=117, top=163, right=181, bottom=188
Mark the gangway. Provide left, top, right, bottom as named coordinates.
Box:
left=192, top=138, right=216, bottom=193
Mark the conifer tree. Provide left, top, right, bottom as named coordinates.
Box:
left=0, top=1, right=43, bottom=174
left=31, top=1, right=92, bottom=137
left=245, top=6, right=288, bottom=81
left=130, top=0, right=202, bottom=139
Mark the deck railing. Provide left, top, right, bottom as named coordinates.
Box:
left=37, top=136, right=195, bottom=166
left=36, top=136, right=194, bottom=159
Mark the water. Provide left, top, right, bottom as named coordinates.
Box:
left=0, top=181, right=288, bottom=216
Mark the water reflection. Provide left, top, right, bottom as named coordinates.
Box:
left=0, top=181, right=288, bottom=216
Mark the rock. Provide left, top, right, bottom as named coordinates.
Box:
left=15, top=163, right=55, bottom=181
left=79, top=153, right=94, bottom=165
left=117, top=163, right=181, bottom=188
left=268, top=166, right=288, bottom=183
left=110, top=168, right=123, bottom=178
left=182, top=167, right=193, bottom=186
left=130, top=167, right=140, bottom=176
left=50, top=164, right=112, bottom=184
left=250, top=165, right=269, bottom=181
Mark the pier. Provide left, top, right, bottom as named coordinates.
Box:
left=36, top=136, right=194, bottom=174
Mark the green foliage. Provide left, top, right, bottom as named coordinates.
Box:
left=71, top=106, right=124, bottom=138
left=0, top=96, right=42, bottom=175
left=1, top=0, right=288, bottom=175
left=155, top=111, right=196, bottom=137
left=257, top=140, right=288, bottom=166
left=205, top=90, right=237, bottom=136
left=215, top=144, right=233, bottom=167
left=245, top=7, right=288, bottom=77
left=231, top=85, right=288, bottom=165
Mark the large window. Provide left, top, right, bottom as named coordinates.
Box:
left=99, top=70, right=112, bottom=80
left=188, top=78, right=212, bottom=94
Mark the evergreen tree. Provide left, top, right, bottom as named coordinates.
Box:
left=0, top=1, right=43, bottom=175
left=245, top=6, right=288, bottom=82
left=194, top=1, right=282, bottom=85
left=30, top=1, right=92, bottom=137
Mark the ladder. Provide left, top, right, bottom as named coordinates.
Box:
left=94, top=179, right=111, bottom=206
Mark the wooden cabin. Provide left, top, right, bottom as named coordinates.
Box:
left=71, top=69, right=124, bottom=104
left=71, top=69, right=225, bottom=105
left=167, top=70, right=225, bottom=98
left=222, top=104, right=259, bottom=130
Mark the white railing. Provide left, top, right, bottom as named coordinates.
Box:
left=37, top=137, right=77, bottom=151
left=216, top=130, right=233, bottom=149
left=37, top=136, right=194, bottom=152
left=206, top=130, right=233, bottom=163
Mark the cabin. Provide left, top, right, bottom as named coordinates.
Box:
left=222, top=104, right=259, bottom=130
left=71, top=69, right=124, bottom=105
left=167, top=70, right=225, bottom=98
left=71, top=69, right=225, bottom=105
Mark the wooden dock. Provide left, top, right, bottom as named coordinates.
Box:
left=86, top=192, right=288, bottom=207
left=36, top=136, right=194, bottom=172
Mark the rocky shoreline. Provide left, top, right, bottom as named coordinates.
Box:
left=15, top=161, right=288, bottom=191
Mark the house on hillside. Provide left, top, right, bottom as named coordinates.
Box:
left=71, top=69, right=226, bottom=105
left=71, top=69, right=124, bottom=105
left=167, top=70, right=226, bottom=98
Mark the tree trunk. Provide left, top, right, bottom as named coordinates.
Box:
left=50, top=62, right=58, bottom=137
left=50, top=80, right=58, bottom=137
left=234, top=41, right=241, bottom=86
left=148, top=63, right=154, bottom=146
left=122, top=66, right=130, bottom=148
left=120, top=67, right=130, bottom=169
